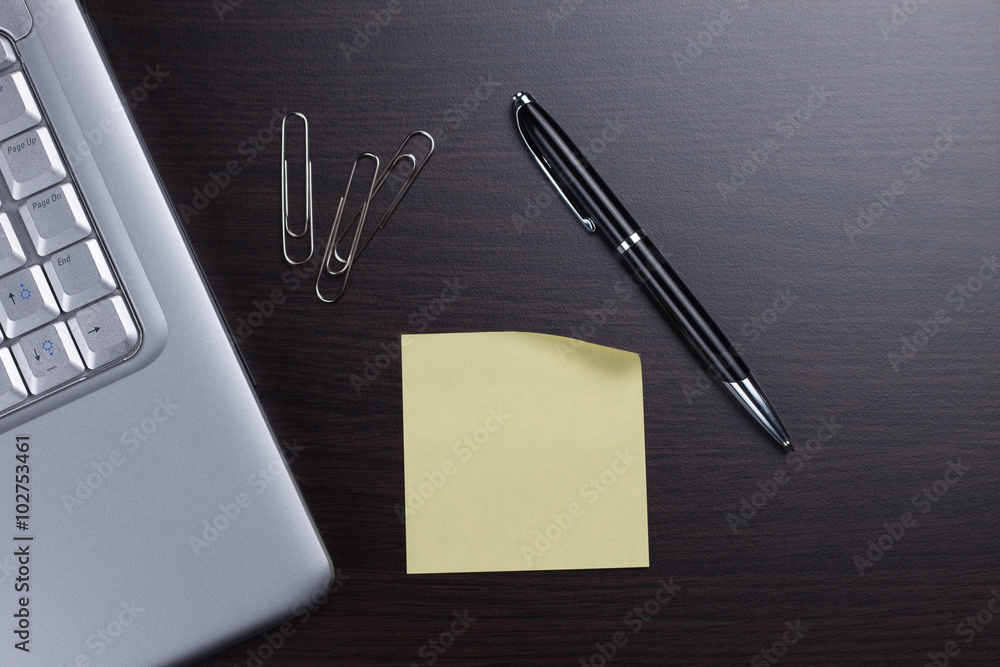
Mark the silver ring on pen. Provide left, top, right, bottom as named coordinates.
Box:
left=616, top=231, right=645, bottom=254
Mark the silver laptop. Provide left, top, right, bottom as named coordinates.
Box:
left=0, top=1, right=333, bottom=663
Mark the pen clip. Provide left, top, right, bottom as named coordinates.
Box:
left=536, top=156, right=597, bottom=233
left=514, top=105, right=596, bottom=233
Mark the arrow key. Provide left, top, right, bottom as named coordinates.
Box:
left=0, top=265, right=59, bottom=337
left=12, top=321, right=84, bottom=394
left=68, top=295, right=138, bottom=369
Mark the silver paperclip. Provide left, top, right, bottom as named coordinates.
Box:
left=280, top=112, right=314, bottom=265
left=316, top=131, right=436, bottom=303
left=315, top=153, right=381, bottom=303
left=332, top=131, right=435, bottom=266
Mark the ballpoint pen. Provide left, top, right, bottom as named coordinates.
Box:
left=511, top=91, right=792, bottom=452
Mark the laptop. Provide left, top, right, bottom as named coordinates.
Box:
left=0, top=0, right=333, bottom=663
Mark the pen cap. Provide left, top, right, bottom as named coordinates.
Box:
left=513, top=93, right=639, bottom=248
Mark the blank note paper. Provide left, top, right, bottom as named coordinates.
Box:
left=401, top=332, right=648, bottom=574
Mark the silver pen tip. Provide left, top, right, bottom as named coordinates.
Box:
left=783, top=440, right=793, bottom=452
left=512, top=91, right=534, bottom=109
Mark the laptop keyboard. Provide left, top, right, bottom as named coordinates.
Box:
left=0, top=34, right=139, bottom=414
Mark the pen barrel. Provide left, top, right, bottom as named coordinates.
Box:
left=621, top=241, right=749, bottom=383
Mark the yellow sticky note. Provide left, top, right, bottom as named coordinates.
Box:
left=402, top=332, right=648, bottom=574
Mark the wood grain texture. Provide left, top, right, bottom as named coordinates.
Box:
left=82, top=0, right=999, bottom=664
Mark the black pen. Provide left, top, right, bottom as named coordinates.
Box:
left=512, top=92, right=792, bottom=452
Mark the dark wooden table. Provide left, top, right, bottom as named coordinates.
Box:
left=84, top=0, right=999, bottom=664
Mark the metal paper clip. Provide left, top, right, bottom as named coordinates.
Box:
left=315, top=131, right=435, bottom=303
left=331, top=131, right=435, bottom=266
left=315, top=153, right=380, bottom=303
left=280, top=112, right=314, bottom=264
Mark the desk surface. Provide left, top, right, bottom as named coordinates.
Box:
left=85, top=1, right=999, bottom=664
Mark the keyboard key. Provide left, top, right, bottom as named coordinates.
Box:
left=0, top=35, right=15, bottom=70
left=69, top=296, right=138, bottom=369
left=43, top=239, right=115, bottom=311
left=19, top=184, right=91, bottom=255
left=0, top=37, right=139, bottom=412
left=0, top=128, right=66, bottom=200
left=0, top=347, right=27, bottom=411
left=0, top=71, right=42, bottom=142
left=12, top=321, right=84, bottom=395
left=0, top=213, right=26, bottom=276
left=0, top=265, right=60, bottom=337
